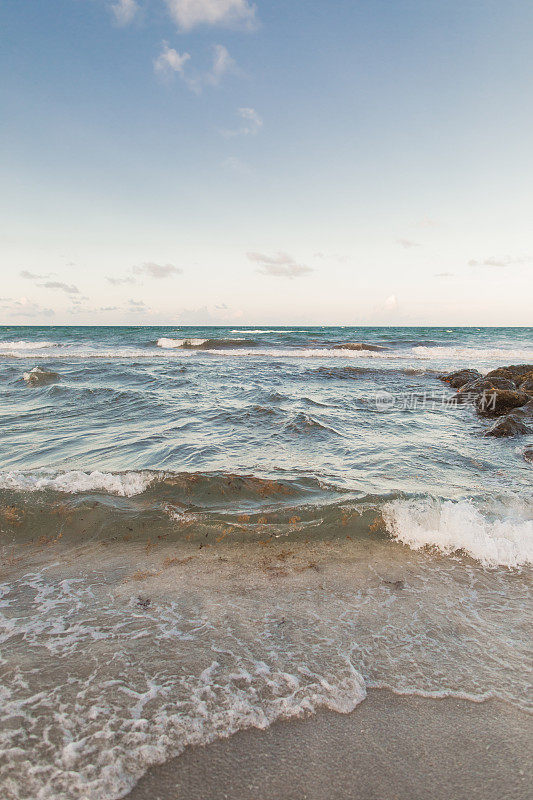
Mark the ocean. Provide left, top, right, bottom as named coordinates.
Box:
left=0, top=325, right=532, bottom=799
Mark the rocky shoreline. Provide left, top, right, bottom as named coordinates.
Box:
left=438, top=364, right=533, bottom=439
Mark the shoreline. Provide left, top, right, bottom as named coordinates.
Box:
left=125, top=688, right=532, bottom=800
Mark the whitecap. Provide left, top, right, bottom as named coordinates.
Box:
left=0, top=470, right=154, bottom=497
left=382, top=496, right=533, bottom=568
left=157, top=338, right=208, bottom=349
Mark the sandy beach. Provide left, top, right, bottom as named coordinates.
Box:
left=125, top=688, right=532, bottom=800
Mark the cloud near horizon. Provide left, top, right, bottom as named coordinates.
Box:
left=0, top=297, right=55, bottom=319
left=248, top=251, right=314, bottom=278
left=20, top=270, right=79, bottom=295
left=106, top=276, right=136, bottom=286
left=107, top=262, right=183, bottom=285
left=468, top=255, right=531, bottom=267
left=384, top=294, right=398, bottom=311
left=39, top=280, right=80, bottom=295
left=132, top=262, right=183, bottom=278
left=20, top=269, right=50, bottom=280
left=164, top=0, right=257, bottom=31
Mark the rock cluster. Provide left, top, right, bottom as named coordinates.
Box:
left=439, top=364, right=533, bottom=438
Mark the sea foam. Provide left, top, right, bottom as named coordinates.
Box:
left=383, top=497, right=533, bottom=568
left=0, top=340, right=57, bottom=353
left=0, top=470, right=154, bottom=497
left=157, top=337, right=208, bottom=348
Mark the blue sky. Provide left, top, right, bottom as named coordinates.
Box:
left=1, top=0, right=532, bottom=325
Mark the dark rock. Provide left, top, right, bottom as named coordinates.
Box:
left=453, top=376, right=516, bottom=405
left=524, top=446, right=533, bottom=464
left=485, top=414, right=532, bottom=437
left=509, top=400, right=533, bottom=420
left=459, top=376, right=516, bottom=394
left=486, top=364, right=533, bottom=381
left=475, top=389, right=529, bottom=417
left=438, top=369, right=481, bottom=388
left=518, top=377, right=533, bottom=393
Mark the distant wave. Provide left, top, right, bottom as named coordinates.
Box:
left=229, top=329, right=295, bottom=334
left=157, top=337, right=257, bottom=349
left=0, top=340, right=58, bottom=353
left=153, top=344, right=533, bottom=361
left=2, top=338, right=532, bottom=364
left=383, top=496, right=533, bottom=568
left=333, top=342, right=388, bottom=352
left=409, top=345, right=533, bottom=362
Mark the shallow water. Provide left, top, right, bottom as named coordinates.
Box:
left=0, top=326, right=531, bottom=799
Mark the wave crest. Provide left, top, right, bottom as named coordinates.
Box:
left=157, top=337, right=257, bottom=350
left=0, top=470, right=154, bottom=497
left=383, top=497, right=533, bottom=568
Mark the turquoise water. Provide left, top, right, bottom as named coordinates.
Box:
left=1, top=325, right=532, bottom=491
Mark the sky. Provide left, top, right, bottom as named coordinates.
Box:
left=1, top=0, right=532, bottom=326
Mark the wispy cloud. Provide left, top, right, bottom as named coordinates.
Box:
left=132, top=262, right=183, bottom=278
left=205, top=44, right=237, bottom=85
left=154, top=42, right=191, bottom=77
left=39, top=281, right=80, bottom=295
left=434, top=272, right=454, bottom=278
left=467, top=255, right=531, bottom=267
left=248, top=251, right=314, bottom=278
left=107, top=263, right=183, bottom=285
left=164, top=0, right=257, bottom=32
left=154, top=43, right=236, bottom=91
left=20, top=270, right=79, bottom=295
left=221, top=107, right=262, bottom=136
left=106, top=276, right=137, bottom=286
left=20, top=269, right=50, bottom=280
left=127, top=299, right=150, bottom=313
left=397, top=238, right=420, bottom=249
left=111, top=0, right=139, bottom=26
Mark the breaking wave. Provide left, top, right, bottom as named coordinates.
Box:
left=0, top=469, right=155, bottom=497
left=383, top=496, right=533, bottom=568
left=156, top=337, right=257, bottom=349
left=0, top=340, right=58, bottom=354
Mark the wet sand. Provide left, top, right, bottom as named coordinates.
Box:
left=125, top=688, right=532, bottom=800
